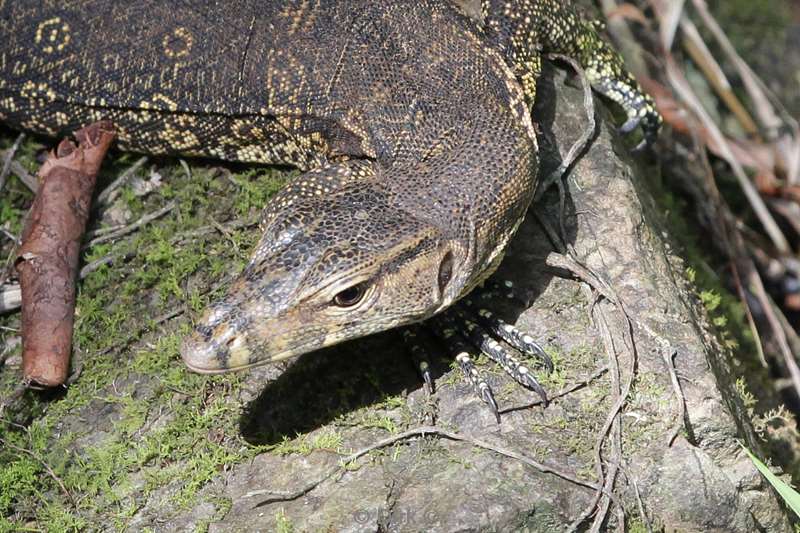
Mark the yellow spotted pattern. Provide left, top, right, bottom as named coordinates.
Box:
left=1, top=0, right=660, bottom=369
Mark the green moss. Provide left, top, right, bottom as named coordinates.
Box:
left=735, top=376, right=758, bottom=411
left=274, top=508, right=295, bottom=533
left=271, top=429, right=345, bottom=457
left=0, top=128, right=294, bottom=528
left=0, top=453, right=39, bottom=516
left=641, top=159, right=761, bottom=375
left=625, top=516, right=653, bottom=533
left=36, top=504, right=88, bottom=533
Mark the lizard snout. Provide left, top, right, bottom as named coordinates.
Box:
left=180, top=317, right=253, bottom=374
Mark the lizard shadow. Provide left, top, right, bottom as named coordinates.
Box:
left=239, top=64, right=594, bottom=445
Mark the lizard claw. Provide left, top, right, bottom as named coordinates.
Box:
left=632, top=138, right=648, bottom=153
left=403, top=326, right=436, bottom=394
left=431, top=314, right=502, bottom=422
left=482, top=384, right=501, bottom=424
left=462, top=297, right=554, bottom=373
left=456, top=350, right=501, bottom=424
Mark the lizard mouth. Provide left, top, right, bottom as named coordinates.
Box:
left=182, top=357, right=264, bottom=375
left=179, top=322, right=323, bottom=373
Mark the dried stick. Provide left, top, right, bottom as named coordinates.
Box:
left=0, top=133, right=25, bottom=193
left=86, top=201, right=175, bottom=247
left=500, top=366, right=608, bottom=414
left=15, top=121, right=116, bottom=387
left=95, top=156, right=147, bottom=205
left=8, top=159, right=38, bottom=192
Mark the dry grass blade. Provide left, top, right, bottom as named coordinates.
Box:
left=86, top=201, right=176, bottom=247
left=689, top=0, right=800, bottom=184
left=649, top=0, right=686, bottom=50
left=663, top=56, right=790, bottom=254
left=689, top=0, right=782, bottom=133
left=679, top=16, right=758, bottom=137
left=647, top=0, right=793, bottom=253
left=644, top=0, right=800, bottom=398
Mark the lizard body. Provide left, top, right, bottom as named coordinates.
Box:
left=0, top=1, right=658, bottom=374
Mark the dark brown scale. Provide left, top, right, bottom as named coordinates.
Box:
left=0, top=0, right=659, bottom=372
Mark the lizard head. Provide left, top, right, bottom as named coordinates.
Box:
left=180, top=174, right=470, bottom=373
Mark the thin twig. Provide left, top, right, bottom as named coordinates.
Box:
left=0, top=133, right=25, bottom=193
left=245, top=425, right=600, bottom=505
left=662, top=349, right=686, bottom=446
left=8, top=160, right=38, bottom=192
left=0, top=228, right=20, bottom=244
left=78, top=252, right=135, bottom=279
left=171, top=215, right=259, bottom=245
left=631, top=476, right=653, bottom=533
left=96, top=156, right=148, bottom=205
left=501, top=366, right=609, bottom=414
left=87, top=201, right=176, bottom=247
left=210, top=217, right=243, bottom=257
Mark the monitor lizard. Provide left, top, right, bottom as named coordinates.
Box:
left=0, top=0, right=660, bottom=416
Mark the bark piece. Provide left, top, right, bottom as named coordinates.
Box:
left=15, top=121, right=115, bottom=387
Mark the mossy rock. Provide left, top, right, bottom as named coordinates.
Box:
left=0, top=66, right=796, bottom=533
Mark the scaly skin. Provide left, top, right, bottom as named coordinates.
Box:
left=0, top=1, right=659, bottom=373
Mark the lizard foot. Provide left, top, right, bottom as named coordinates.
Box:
left=619, top=107, right=661, bottom=152
left=403, top=280, right=553, bottom=423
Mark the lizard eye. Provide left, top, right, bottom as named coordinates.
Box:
left=333, top=282, right=368, bottom=308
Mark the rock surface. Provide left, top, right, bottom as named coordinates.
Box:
left=183, top=67, right=790, bottom=531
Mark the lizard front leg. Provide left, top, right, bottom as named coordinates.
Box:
left=483, top=0, right=662, bottom=147
left=403, top=280, right=553, bottom=422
